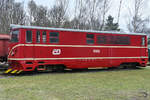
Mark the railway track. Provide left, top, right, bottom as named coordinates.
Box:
left=0, top=63, right=8, bottom=70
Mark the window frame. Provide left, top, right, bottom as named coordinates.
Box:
left=97, top=35, right=107, bottom=44
left=10, top=29, right=19, bottom=43
left=49, top=32, right=59, bottom=43
left=26, top=30, right=32, bottom=43
left=36, top=30, right=41, bottom=43
left=142, top=36, right=145, bottom=46
left=86, top=34, right=94, bottom=44
left=42, top=31, right=47, bottom=43
left=96, top=35, right=130, bottom=45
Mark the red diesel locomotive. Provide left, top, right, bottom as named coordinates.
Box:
left=5, top=24, right=148, bottom=74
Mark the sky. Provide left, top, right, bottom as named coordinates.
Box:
left=15, top=0, right=150, bottom=31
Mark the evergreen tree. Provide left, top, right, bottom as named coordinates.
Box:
left=104, top=15, right=120, bottom=31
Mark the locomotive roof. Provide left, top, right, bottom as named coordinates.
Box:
left=10, top=24, right=146, bottom=36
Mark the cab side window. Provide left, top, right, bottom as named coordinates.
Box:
left=11, top=30, right=19, bottom=43
left=97, top=35, right=107, bottom=44
left=142, top=37, right=145, bottom=46
left=26, top=30, right=32, bottom=43
left=86, top=34, right=94, bottom=44
left=42, top=31, right=47, bottom=43
left=49, top=32, right=59, bottom=43
left=36, top=30, right=40, bottom=43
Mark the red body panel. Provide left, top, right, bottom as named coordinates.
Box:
left=0, top=34, right=10, bottom=57
left=8, top=27, right=148, bottom=72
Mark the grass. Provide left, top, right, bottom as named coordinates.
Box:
left=0, top=67, right=150, bottom=100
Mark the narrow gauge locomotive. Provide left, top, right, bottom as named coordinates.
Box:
left=5, top=24, right=148, bottom=74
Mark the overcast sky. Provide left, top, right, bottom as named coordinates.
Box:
left=15, top=0, right=150, bottom=31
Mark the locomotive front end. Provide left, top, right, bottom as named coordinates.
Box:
left=5, top=27, right=23, bottom=74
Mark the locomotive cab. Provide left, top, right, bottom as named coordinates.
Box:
left=9, top=29, right=20, bottom=57
left=6, top=28, right=23, bottom=74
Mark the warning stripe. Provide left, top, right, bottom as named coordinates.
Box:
left=4, top=69, right=12, bottom=74
left=11, top=70, right=18, bottom=74
left=16, top=70, right=22, bottom=74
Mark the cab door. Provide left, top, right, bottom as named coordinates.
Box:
left=34, top=30, right=47, bottom=59
left=34, top=30, right=41, bottom=59
left=24, top=30, right=34, bottom=59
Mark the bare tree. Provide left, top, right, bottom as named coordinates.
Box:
left=70, top=0, right=86, bottom=29
left=28, top=0, right=49, bottom=26
left=28, top=0, right=37, bottom=25
left=48, top=0, right=69, bottom=28
left=74, top=0, right=89, bottom=29
left=86, top=0, right=102, bottom=30
left=117, top=0, right=123, bottom=24
left=127, top=0, right=149, bottom=33
left=11, top=2, right=26, bottom=25
left=0, top=0, right=26, bottom=33
left=99, top=0, right=111, bottom=31
left=71, top=0, right=111, bottom=30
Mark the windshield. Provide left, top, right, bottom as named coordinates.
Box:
left=11, top=30, right=19, bottom=42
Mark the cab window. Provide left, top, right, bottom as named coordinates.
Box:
left=86, top=34, right=94, bottom=44
left=26, top=30, right=32, bottom=43
left=49, top=32, right=59, bottom=43
left=11, top=30, right=19, bottom=43
left=36, top=30, right=40, bottom=43
left=142, top=37, right=145, bottom=46
left=97, top=35, right=107, bottom=44
left=42, top=31, right=47, bottom=43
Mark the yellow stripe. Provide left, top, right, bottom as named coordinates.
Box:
left=16, top=70, right=22, bottom=74
left=4, top=69, right=12, bottom=74
left=11, top=70, right=18, bottom=74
